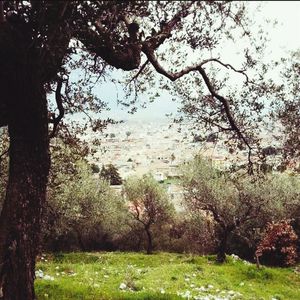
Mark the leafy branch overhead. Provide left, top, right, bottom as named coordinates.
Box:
left=0, top=1, right=282, bottom=172
left=0, top=2, right=298, bottom=299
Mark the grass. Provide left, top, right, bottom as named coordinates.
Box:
left=35, top=252, right=300, bottom=300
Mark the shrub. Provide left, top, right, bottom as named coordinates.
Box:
left=255, top=220, right=298, bottom=267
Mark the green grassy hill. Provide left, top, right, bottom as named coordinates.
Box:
left=35, top=252, right=300, bottom=300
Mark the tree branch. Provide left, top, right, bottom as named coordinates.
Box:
left=128, top=59, right=149, bottom=83
left=78, top=21, right=141, bottom=71
left=206, top=58, right=249, bottom=83
left=142, top=1, right=195, bottom=50
left=142, top=47, right=254, bottom=173
left=0, top=147, right=9, bottom=161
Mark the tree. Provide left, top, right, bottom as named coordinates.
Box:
left=181, top=156, right=271, bottom=263
left=126, top=131, right=132, bottom=139
left=100, top=164, right=123, bottom=185
left=91, top=163, right=100, bottom=174
left=0, top=1, right=283, bottom=298
left=46, top=159, right=126, bottom=252
left=123, top=175, right=174, bottom=254
left=275, top=51, right=300, bottom=168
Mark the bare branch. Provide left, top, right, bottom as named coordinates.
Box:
left=198, top=66, right=254, bottom=174
left=202, top=58, right=250, bottom=83
left=128, top=59, right=149, bottom=83
left=142, top=1, right=195, bottom=50
left=142, top=47, right=254, bottom=174
left=0, top=147, right=8, bottom=160
left=142, top=42, right=253, bottom=174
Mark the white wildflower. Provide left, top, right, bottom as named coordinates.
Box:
left=35, top=269, right=44, bottom=278
left=43, top=275, right=54, bottom=281
left=182, top=290, right=191, bottom=299
left=230, top=254, right=240, bottom=261
left=119, top=283, right=127, bottom=290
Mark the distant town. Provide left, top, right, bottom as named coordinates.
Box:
left=87, top=119, right=284, bottom=181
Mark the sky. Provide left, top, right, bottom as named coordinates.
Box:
left=92, top=1, right=300, bottom=122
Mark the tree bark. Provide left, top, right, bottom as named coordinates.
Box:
left=75, top=227, right=86, bottom=251
left=216, top=231, right=228, bottom=263
left=145, top=226, right=153, bottom=254
left=0, top=61, right=50, bottom=299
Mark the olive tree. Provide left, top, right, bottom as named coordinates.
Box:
left=275, top=51, right=300, bottom=167
left=181, top=156, right=272, bottom=262
left=123, top=175, right=175, bottom=254
left=100, top=164, right=123, bottom=185
left=0, top=1, right=284, bottom=298
left=46, top=159, right=126, bottom=251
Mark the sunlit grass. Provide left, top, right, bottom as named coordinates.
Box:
left=35, top=252, right=300, bottom=300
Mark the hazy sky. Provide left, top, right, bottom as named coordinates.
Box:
left=93, top=1, right=300, bottom=122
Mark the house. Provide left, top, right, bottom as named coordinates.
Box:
left=153, top=172, right=165, bottom=182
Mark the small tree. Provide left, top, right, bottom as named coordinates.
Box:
left=90, top=163, right=100, bottom=174
left=123, top=175, right=175, bottom=254
left=46, top=159, right=126, bottom=251
left=126, top=131, right=132, bottom=138
left=181, top=156, right=270, bottom=263
left=100, top=164, right=123, bottom=185
left=171, top=153, right=176, bottom=163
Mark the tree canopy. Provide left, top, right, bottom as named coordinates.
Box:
left=123, top=174, right=175, bottom=254
left=0, top=1, right=298, bottom=299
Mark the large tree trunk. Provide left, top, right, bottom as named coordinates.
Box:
left=0, top=60, right=50, bottom=299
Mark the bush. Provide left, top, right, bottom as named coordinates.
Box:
left=168, top=212, right=216, bottom=254
left=255, top=220, right=298, bottom=267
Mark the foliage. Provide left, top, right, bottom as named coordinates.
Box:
left=168, top=211, right=216, bottom=254
left=255, top=220, right=298, bottom=267
left=90, top=163, right=100, bottom=174
left=123, top=175, right=175, bottom=253
left=45, top=146, right=128, bottom=251
left=100, top=164, right=123, bottom=185
left=275, top=51, right=300, bottom=166
left=0, top=129, right=9, bottom=208
left=180, top=156, right=273, bottom=262
left=0, top=1, right=297, bottom=298
left=35, top=252, right=300, bottom=300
